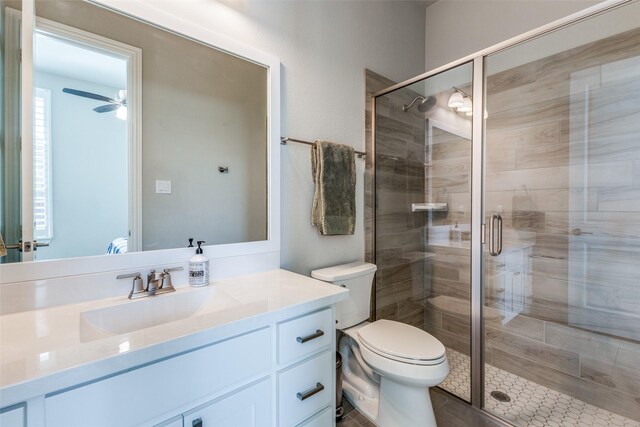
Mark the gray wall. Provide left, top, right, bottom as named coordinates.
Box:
left=166, top=1, right=427, bottom=274
left=34, top=71, right=128, bottom=259
left=424, top=0, right=601, bottom=70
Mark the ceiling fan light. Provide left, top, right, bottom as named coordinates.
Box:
left=448, top=91, right=464, bottom=108
left=116, top=106, right=127, bottom=121
left=458, top=96, right=472, bottom=113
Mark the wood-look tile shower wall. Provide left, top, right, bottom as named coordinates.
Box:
left=365, top=70, right=431, bottom=328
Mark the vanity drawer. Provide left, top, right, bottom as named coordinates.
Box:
left=278, top=350, right=333, bottom=427
left=278, top=308, right=332, bottom=365
left=296, top=407, right=333, bottom=427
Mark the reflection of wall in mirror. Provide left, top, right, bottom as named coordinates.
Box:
left=34, top=71, right=128, bottom=260
left=34, top=0, right=268, bottom=253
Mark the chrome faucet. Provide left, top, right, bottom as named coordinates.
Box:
left=117, top=267, right=183, bottom=299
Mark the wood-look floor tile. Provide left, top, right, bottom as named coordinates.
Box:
left=435, top=394, right=504, bottom=427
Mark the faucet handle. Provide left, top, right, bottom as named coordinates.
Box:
left=160, top=271, right=173, bottom=290
left=116, top=272, right=141, bottom=280
left=159, top=266, right=182, bottom=292
left=116, top=272, right=145, bottom=299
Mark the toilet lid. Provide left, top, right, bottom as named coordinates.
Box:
left=357, top=320, right=446, bottom=362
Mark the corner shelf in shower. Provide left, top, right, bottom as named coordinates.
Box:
left=411, top=203, right=448, bottom=212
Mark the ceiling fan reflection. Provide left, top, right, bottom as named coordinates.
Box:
left=62, top=88, right=127, bottom=120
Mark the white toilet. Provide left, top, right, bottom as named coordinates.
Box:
left=312, top=261, right=449, bottom=427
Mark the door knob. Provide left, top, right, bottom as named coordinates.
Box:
left=571, top=228, right=593, bottom=236
left=5, top=240, right=49, bottom=252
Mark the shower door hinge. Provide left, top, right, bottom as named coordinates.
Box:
left=481, top=224, right=486, bottom=244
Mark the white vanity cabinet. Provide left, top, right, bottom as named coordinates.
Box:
left=39, top=307, right=336, bottom=427
left=154, top=416, right=183, bottom=427
left=0, top=404, right=25, bottom=427
left=276, top=308, right=335, bottom=427
left=183, top=379, right=271, bottom=427
left=0, top=270, right=347, bottom=427
left=485, top=246, right=532, bottom=323
left=45, top=328, right=272, bottom=427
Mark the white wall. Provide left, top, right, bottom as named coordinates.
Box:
left=147, top=1, right=427, bottom=274
left=34, top=71, right=128, bottom=260
left=425, top=0, right=602, bottom=70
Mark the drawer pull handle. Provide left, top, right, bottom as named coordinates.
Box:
left=297, top=382, right=325, bottom=401
left=296, top=329, right=324, bottom=344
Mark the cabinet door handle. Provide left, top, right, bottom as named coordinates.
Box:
left=192, top=418, right=203, bottom=427
left=296, top=329, right=324, bottom=344
left=296, top=382, right=325, bottom=401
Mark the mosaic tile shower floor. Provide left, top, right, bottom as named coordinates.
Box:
left=441, top=349, right=640, bottom=427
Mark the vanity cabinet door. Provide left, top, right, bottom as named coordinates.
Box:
left=45, top=328, right=270, bottom=427
left=183, top=379, right=271, bottom=427
left=0, top=405, right=25, bottom=427
left=154, top=415, right=183, bottom=427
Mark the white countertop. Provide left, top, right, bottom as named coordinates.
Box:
left=0, top=269, right=348, bottom=406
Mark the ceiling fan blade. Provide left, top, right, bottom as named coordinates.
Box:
left=93, top=104, right=121, bottom=113
left=63, top=88, right=116, bottom=103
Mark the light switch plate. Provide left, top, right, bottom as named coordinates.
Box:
left=156, top=180, right=172, bottom=194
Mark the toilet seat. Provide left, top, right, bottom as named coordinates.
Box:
left=357, top=320, right=446, bottom=366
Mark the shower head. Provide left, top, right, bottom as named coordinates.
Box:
left=402, top=95, right=437, bottom=113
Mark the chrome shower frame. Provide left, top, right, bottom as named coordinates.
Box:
left=370, top=0, right=634, bottom=420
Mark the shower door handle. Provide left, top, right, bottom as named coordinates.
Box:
left=489, top=214, right=503, bottom=256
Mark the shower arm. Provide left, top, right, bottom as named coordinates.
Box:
left=402, top=96, right=426, bottom=112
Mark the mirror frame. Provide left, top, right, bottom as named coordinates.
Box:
left=1, top=0, right=281, bottom=283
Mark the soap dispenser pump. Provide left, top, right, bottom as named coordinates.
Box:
left=189, top=240, right=209, bottom=287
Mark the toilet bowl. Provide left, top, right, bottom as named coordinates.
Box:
left=311, top=262, right=449, bottom=427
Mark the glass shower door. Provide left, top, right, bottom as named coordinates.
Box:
left=374, top=62, right=474, bottom=402
left=483, top=2, right=640, bottom=424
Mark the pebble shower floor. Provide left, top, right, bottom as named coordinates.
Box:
left=441, top=349, right=640, bottom=427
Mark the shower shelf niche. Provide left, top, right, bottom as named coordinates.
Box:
left=411, top=203, right=448, bottom=212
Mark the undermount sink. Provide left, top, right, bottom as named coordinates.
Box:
left=79, top=288, right=214, bottom=342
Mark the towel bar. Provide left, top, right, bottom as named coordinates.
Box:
left=281, top=137, right=366, bottom=158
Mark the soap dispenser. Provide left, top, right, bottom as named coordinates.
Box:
left=189, top=240, right=209, bottom=287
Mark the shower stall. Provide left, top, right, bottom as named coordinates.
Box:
left=371, top=1, right=640, bottom=425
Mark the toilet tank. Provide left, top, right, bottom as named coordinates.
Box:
left=311, top=261, right=377, bottom=329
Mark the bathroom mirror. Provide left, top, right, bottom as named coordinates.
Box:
left=1, top=0, right=280, bottom=267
